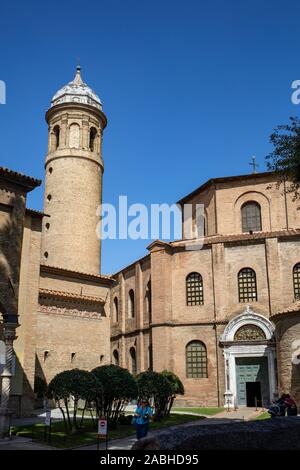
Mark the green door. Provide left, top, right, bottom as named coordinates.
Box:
left=236, top=357, right=269, bottom=407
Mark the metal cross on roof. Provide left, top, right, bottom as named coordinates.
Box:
left=249, top=155, right=259, bottom=174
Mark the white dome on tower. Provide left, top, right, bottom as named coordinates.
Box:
left=50, top=66, right=102, bottom=110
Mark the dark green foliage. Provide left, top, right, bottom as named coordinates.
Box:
left=34, top=376, right=47, bottom=398
left=136, top=371, right=173, bottom=420
left=161, top=370, right=185, bottom=415
left=91, top=365, right=138, bottom=426
left=118, top=413, right=134, bottom=425
left=48, top=369, right=102, bottom=432
left=266, top=116, right=300, bottom=201
left=161, top=370, right=184, bottom=395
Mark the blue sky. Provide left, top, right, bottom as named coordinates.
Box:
left=0, top=0, right=299, bottom=273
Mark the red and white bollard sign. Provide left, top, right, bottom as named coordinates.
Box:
left=97, top=416, right=108, bottom=450
left=98, top=417, right=107, bottom=437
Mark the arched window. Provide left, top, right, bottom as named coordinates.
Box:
left=293, top=263, right=300, bottom=300
left=186, top=341, right=207, bottom=378
left=241, top=202, right=262, bottom=232
left=238, top=268, right=257, bottom=302
left=186, top=272, right=204, bottom=306
left=129, top=347, right=137, bottom=375
left=128, top=289, right=135, bottom=318
left=69, top=123, right=80, bottom=148
left=89, top=127, right=97, bottom=152
left=113, top=297, right=119, bottom=323
left=53, top=125, right=60, bottom=150
left=113, top=350, right=119, bottom=366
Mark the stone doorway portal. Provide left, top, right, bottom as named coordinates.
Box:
left=220, top=307, right=277, bottom=408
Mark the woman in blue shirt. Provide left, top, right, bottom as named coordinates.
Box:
left=134, top=399, right=153, bottom=439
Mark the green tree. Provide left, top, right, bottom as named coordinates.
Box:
left=91, top=365, right=138, bottom=426
left=266, top=116, right=300, bottom=201
left=48, top=369, right=102, bottom=432
left=136, top=371, right=173, bottom=420
left=161, top=370, right=184, bottom=415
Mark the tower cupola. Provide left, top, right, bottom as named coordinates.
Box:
left=51, top=66, right=102, bottom=110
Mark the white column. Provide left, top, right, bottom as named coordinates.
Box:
left=0, top=324, right=17, bottom=438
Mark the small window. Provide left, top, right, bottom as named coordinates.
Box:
left=45, top=223, right=50, bottom=230
left=293, top=263, right=300, bottom=300
left=186, top=341, right=207, bottom=378
left=128, top=290, right=135, bottom=318
left=100, top=355, right=104, bottom=363
left=129, top=347, right=137, bottom=375
left=53, top=125, right=60, bottom=150
left=238, top=268, right=257, bottom=302
left=113, top=297, right=119, bottom=323
left=71, top=352, right=76, bottom=363
left=186, top=272, right=204, bottom=306
left=49, top=167, right=53, bottom=174
left=44, top=252, right=49, bottom=259
left=89, top=127, right=97, bottom=152
left=44, top=351, right=49, bottom=362
left=47, top=194, right=52, bottom=201
left=146, top=281, right=152, bottom=319
left=241, top=202, right=262, bottom=232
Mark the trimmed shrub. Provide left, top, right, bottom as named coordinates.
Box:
left=136, top=371, right=173, bottom=420
left=48, top=369, right=102, bottom=432
left=161, top=370, right=185, bottom=415
left=91, top=364, right=138, bottom=426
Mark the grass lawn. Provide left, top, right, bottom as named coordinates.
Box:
left=253, top=411, right=271, bottom=420
left=11, top=413, right=204, bottom=449
left=173, top=407, right=224, bottom=416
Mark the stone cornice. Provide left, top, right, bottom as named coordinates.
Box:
left=171, top=229, right=300, bottom=251
left=45, top=102, right=107, bottom=129
left=110, top=320, right=228, bottom=340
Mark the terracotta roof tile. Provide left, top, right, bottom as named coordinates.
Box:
left=39, top=288, right=105, bottom=304
left=0, top=167, right=41, bottom=190
left=177, top=171, right=276, bottom=205
left=271, top=301, right=300, bottom=320
left=40, top=264, right=114, bottom=284
left=26, top=208, right=49, bottom=218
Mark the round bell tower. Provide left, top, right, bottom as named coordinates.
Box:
left=41, top=66, right=107, bottom=274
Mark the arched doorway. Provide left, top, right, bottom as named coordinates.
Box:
left=220, top=306, right=277, bottom=408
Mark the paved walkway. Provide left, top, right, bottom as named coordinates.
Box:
left=0, top=437, right=54, bottom=450
left=77, top=408, right=264, bottom=451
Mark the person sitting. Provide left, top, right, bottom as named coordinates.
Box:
left=267, top=394, right=288, bottom=417
left=283, top=394, right=298, bottom=416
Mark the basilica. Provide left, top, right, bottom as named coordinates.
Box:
left=0, top=68, right=300, bottom=426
